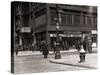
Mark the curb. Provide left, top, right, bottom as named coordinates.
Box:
left=49, top=60, right=97, bottom=69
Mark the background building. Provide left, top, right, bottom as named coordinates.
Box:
left=32, top=3, right=97, bottom=51
left=11, top=1, right=97, bottom=51
left=12, top=2, right=35, bottom=50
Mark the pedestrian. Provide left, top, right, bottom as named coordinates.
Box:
left=65, top=41, right=69, bottom=50
left=15, top=45, right=18, bottom=56
left=83, top=36, right=90, bottom=53
left=32, top=41, right=36, bottom=52
left=15, top=44, right=20, bottom=56
left=88, top=39, right=92, bottom=53
left=79, top=39, right=86, bottom=63
left=75, top=40, right=81, bottom=51
left=62, top=41, right=65, bottom=51
left=40, top=41, right=49, bottom=58
left=53, top=41, right=56, bottom=54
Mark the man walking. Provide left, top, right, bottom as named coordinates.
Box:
left=40, top=41, right=49, bottom=58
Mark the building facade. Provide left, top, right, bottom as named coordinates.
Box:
left=12, top=2, right=34, bottom=50
left=33, top=3, right=97, bottom=51
left=12, top=2, right=97, bottom=51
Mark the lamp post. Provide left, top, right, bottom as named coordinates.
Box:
left=55, top=4, right=61, bottom=59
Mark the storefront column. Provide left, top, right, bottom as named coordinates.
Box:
left=46, top=31, right=51, bottom=51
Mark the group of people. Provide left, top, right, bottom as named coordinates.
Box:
left=39, top=37, right=89, bottom=61
left=75, top=36, right=92, bottom=63
left=75, top=36, right=92, bottom=53
left=15, top=35, right=92, bottom=62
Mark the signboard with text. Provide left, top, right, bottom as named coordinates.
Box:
left=20, top=27, right=31, bottom=33
left=50, top=33, right=82, bottom=37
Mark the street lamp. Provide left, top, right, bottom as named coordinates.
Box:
left=55, top=4, right=61, bottom=59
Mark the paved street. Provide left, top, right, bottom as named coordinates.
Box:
left=13, top=50, right=96, bottom=74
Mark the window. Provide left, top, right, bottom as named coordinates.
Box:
left=83, top=16, right=86, bottom=25
left=93, top=16, right=97, bottom=25
left=67, top=14, right=72, bottom=24
left=61, top=14, right=66, bottom=24
left=87, top=16, right=92, bottom=24
left=51, top=12, right=57, bottom=24
left=73, top=15, right=80, bottom=24
left=35, top=8, right=46, bottom=18
left=35, top=15, right=46, bottom=26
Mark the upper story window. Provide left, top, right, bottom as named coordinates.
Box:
left=83, top=15, right=86, bottom=25
left=83, top=15, right=93, bottom=25
left=87, top=16, right=92, bottom=25
left=67, top=14, right=73, bottom=25
left=73, top=14, right=81, bottom=24
left=35, top=8, right=46, bottom=18
left=61, top=14, right=66, bottom=24
left=35, top=14, right=46, bottom=26
left=51, top=12, right=57, bottom=24
left=93, top=16, right=97, bottom=25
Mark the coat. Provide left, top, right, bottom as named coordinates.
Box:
left=40, top=41, right=49, bottom=55
left=83, top=40, right=87, bottom=51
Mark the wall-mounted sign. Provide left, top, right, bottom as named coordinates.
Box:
left=50, top=33, right=82, bottom=37
left=21, top=27, right=31, bottom=33
left=91, top=30, right=97, bottom=34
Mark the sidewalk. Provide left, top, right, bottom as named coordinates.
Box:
left=14, top=48, right=98, bottom=69
left=14, top=51, right=42, bottom=56
left=14, top=47, right=97, bottom=56
left=14, top=49, right=78, bottom=56
left=49, top=53, right=98, bottom=69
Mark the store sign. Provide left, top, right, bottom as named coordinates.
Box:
left=21, top=27, right=31, bottom=33
left=91, top=30, right=97, bottom=34
left=50, top=34, right=65, bottom=37
left=65, top=34, right=82, bottom=37
left=50, top=34, right=81, bottom=37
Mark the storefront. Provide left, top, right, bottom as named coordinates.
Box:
left=19, top=27, right=33, bottom=50
left=49, top=31, right=83, bottom=50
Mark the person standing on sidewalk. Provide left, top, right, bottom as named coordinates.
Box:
left=79, top=45, right=86, bottom=63
left=15, top=44, right=18, bottom=56
left=79, top=38, right=86, bottom=63
left=15, top=44, right=21, bottom=56
left=40, top=40, right=49, bottom=58
left=32, top=40, right=36, bottom=52
left=75, top=40, right=81, bottom=51
left=53, top=41, right=56, bottom=54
